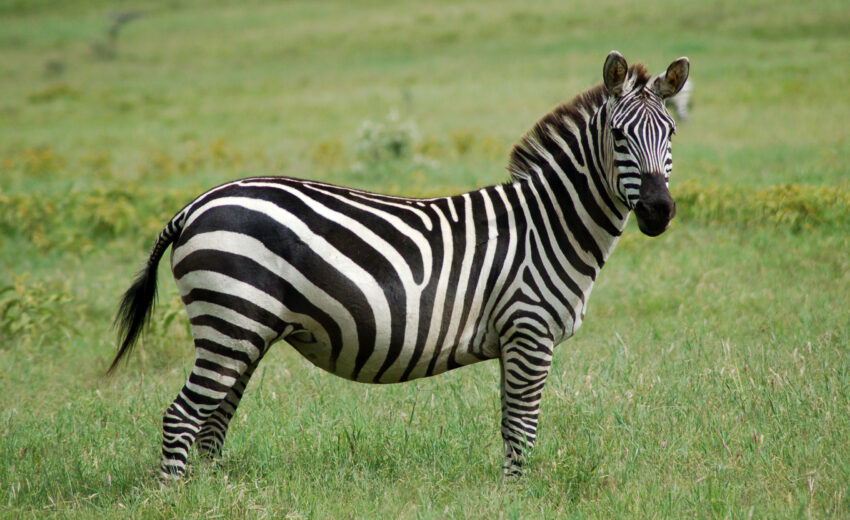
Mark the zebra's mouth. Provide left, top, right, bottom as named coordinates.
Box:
left=635, top=208, right=674, bottom=236
left=634, top=174, right=676, bottom=237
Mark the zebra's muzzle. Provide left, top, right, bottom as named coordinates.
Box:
left=634, top=174, right=676, bottom=237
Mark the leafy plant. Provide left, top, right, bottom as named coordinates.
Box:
left=15, top=146, right=67, bottom=176
left=0, top=275, right=79, bottom=347
left=673, top=181, right=850, bottom=232
left=354, top=109, right=419, bottom=163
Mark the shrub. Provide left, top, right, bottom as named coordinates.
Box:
left=673, top=182, right=850, bottom=232
left=0, top=275, right=79, bottom=348
left=16, top=146, right=66, bottom=177
left=0, top=186, right=195, bottom=253
left=354, top=109, right=419, bottom=163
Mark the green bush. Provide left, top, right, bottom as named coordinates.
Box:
left=0, top=186, right=194, bottom=253
left=354, top=109, right=419, bottom=163
left=673, top=182, right=850, bottom=232
left=0, top=275, right=79, bottom=348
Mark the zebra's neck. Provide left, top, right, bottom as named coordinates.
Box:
left=504, top=85, right=630, bottom=260
left=485, top=87, right=631, bottom=340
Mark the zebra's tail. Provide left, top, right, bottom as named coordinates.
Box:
left=107, top=211, right=187, bottom=375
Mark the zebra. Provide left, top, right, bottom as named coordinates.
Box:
left=109, top=51, right=689, bottom=479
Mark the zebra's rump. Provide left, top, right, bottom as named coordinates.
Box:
left=169, top=177, right=500, bottom=383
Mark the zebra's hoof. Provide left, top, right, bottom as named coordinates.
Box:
left=157, top=466, right=184, bottom=483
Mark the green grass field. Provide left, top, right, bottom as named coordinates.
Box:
left=1, top=0, right=849, bottom=518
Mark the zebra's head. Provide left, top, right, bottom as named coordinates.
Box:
left=603, top=51, right=689, bottom=237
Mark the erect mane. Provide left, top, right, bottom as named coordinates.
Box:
left=507, top=64, right=650, bottom=181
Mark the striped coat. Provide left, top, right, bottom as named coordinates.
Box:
left=110, top=51, right=689, bottom=478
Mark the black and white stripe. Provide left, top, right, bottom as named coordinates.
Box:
left=610, top=87, right=677, bottom=209
left=109, top=51, right=689, bottom=478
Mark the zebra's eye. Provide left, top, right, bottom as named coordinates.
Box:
left=611, top=127, right=626, bottom=140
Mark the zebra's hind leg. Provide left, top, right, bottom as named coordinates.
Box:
left=160, top=337, right=267, bottom=479
left=195, top=356, right=264, bottom=459
left=498, top=333, right=554, bottom=477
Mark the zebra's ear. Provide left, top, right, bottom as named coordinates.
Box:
left=603, top=51, right=628, bottom=97
left=655, top=57, right=690, bottom=99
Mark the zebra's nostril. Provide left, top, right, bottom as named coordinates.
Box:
left=636, top=196, right=673, bottom=217
left=654, top=198, right=675, bottom=219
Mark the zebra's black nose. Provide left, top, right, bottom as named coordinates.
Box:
left=634, top=174, right=676, bottom=237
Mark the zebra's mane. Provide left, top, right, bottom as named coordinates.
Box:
left=507, top=64, right=650, bottom=182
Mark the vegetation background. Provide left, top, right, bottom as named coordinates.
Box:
left=1, top=0, right=848, bottom=518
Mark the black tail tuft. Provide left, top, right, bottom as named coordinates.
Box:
left=107, top=262, right=159, bottom=375
left=108, top=209, right=184, bottom=375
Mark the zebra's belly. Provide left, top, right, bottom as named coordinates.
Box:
left=284, top=326, right=498, bottom=384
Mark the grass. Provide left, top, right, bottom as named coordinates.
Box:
left=1, top=0, right=849, bottom=518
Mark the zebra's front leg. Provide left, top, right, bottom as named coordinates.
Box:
left=499, top=335, right=554, bottom=477
left=195, top=357, right=262, bottom=460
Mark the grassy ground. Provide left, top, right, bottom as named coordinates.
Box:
left=1, top=0, right=849, bottom=518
